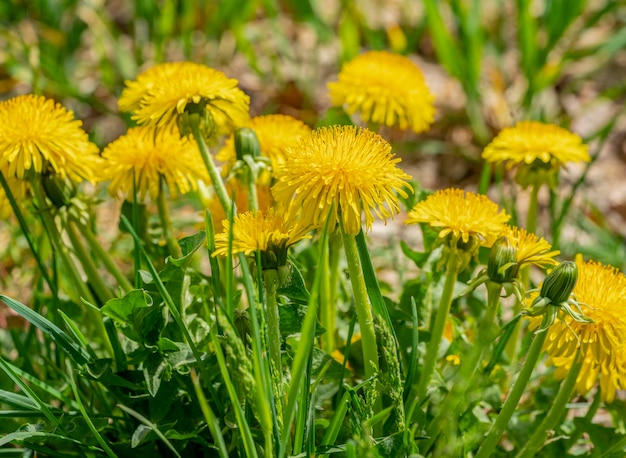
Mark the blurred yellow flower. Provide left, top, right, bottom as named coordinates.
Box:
left=212, top=208, right=312, bottom=268
left=119, top=61, right=250, bottom=136
left=406, top=189, right=510, bottom=247
left=530, top=257, right=626, bottom=403
left=102, top=126, right=209, bottom=201
left=217, top=114, right=312, bottom=175
left=0, top=94, right=100, bottom=182
left=272, top=125, right=411, bottom=235
left=482, top=121, right=590, bottom=187
left=327, top=51, right=435, bottom=133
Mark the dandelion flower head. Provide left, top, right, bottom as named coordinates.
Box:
left=327, top=51, right=435, bottom=133
left=272, top=125, right=411, bottom=235
left=217, top=114, right=312, bottom=175
left=406, top=188, right=510, bottom=248
left=482, top=121, right=590, bottom=186
left=0, top=95, right=101, bottom=183
left=102, top=126, right=209, bottom=201
left=212, top=208, right=312, bottom=268
left=502, top=225, right=559, bottom=270
left=530, top=257, right=626, bottom=403
left=119, top=61, right=250, bottom=136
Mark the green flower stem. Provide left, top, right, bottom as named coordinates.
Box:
left=0, top=172, right=57, bottom=296
left=526, top=182, right=540, bottom=236
left=191, top=123, right=233, bottom=218
left=245, top=169, right=259, bottom=212
left=320, top=232, right=342, bottom=352
left=263, top=268, right=284, bottom=424
left=474, top=318, right=550, bottom=458
left=156, top=179, right=182, bottom=258
left=77, top=217, right=133, bottom=294
left=31, top=181, right=96, bottom=306
left=65, top=219, right=113, bottom=304
left=515, top=352, right=583, bottom=458
left=31, top=181, right=111, bottom=351
left=422, top=281, right=502, bottom=453
left=339, top=222, right=382, bottom=434
left=339, top=227, right=379, bottom=379
left=416, top=250, right=459, bottom=403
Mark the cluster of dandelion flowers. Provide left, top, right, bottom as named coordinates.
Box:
left=406, top=188, right=510, bottom=249
left=327, top=51, right=435, bottom=133
left=532, top=257, right=626, bottom=403
left=482, top=121, right=590, bottom=186
left=272, top=125, right=411, bottom=235
left=118, top=61, right=250, bottom=136
left=217, top=114, right=312, bottom=175
left=212, top=208, right=312, bottom=269
left=101, top=126, right=210, bottom=201
left=0, top=94, right=101, bottom=183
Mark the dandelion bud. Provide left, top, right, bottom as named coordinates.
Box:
left=41, top=174, right=76, bottom=208
left=487, top=236, right=518, bottom=283
left=234, top=127, right=261, bottom=161
left=178, top=102, right=215, bottom=140
left=540, top=261, right=578, bottom=304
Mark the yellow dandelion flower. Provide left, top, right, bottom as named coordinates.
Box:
left=502, top=225, right=559, bottom=270
left=482, top=121, right=589, bottom=187
left=102, top=126, right=209, bottom=201
left=119, top=61, right=250, bottom=136
left=406, top=188, right=510, bottom=247
left=212, top=208, right=312, bottom=268
left=0, top=94, right=101, bottom=182
left=327, top=51, right=435, bottom=133
left=530, top=257, right=626, bottom=403
left=272, top=125, right=411, bottom=235
left=217, top=114, right=312, bottom=175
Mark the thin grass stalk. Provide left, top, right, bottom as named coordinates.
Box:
left=190, top=369, right=229, bottom=458
left=0, top=171, right=57, bottom=297
left=415, top=249, right=459, bottom=403
left=238, top=252, right=276, bottom=455
left=131, top=170, right=142, bottom=288
left=279, top=219, right=330, bottom=458
left=207, top=317, right=260, bottom=458
left=474, top=316, right=550, bottom=458
left=263, top=268, right=284, bottom=427
left=515, top=352, right=583, bottom=458
left=117, top=404, right=181, bottom=458
left=77, top=219, right=133, bottom=294
left=320, top=391, right=350, bottom=457
left=423, top=281, right=502, bottom=453
left=156, top=177, right=182, bottom=258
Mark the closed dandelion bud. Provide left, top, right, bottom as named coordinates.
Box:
left=42, top=174, right=76, bottom=208
left=234, top=127, right=261, bottom=160
left=541, top=261, right=578, bottom=304
left=487, top=236, right=518, bottom=282
left=178, top=102, right=215, bottom=140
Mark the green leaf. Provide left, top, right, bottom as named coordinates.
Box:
left=279, top=302, right=325, bottom=337
left=170, top=231, right=206, bottom=267
left=102, top=290, right=166, bottom=346
left=0, top=295, right=92, bottom=365
left=143, top=352, right=170, bottom=397
left=278, top=261, right=311, bottom=303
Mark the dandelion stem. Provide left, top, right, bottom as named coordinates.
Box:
left=339, top=221, right=382, bottom=434
left=526, top=182, right=540, bottom=236
left=320, top=231, right=341, bottom=351
left=515, top=352, right=583, bottom=458
left=156, top=178, right=182, bottom=258
left=416, top=250, right=459, bottom=403
left=474, top=317, right=550, bottom=458
left=422, top=281, right=502, bottom=453
left=191, top=123, right=233, bottom=218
